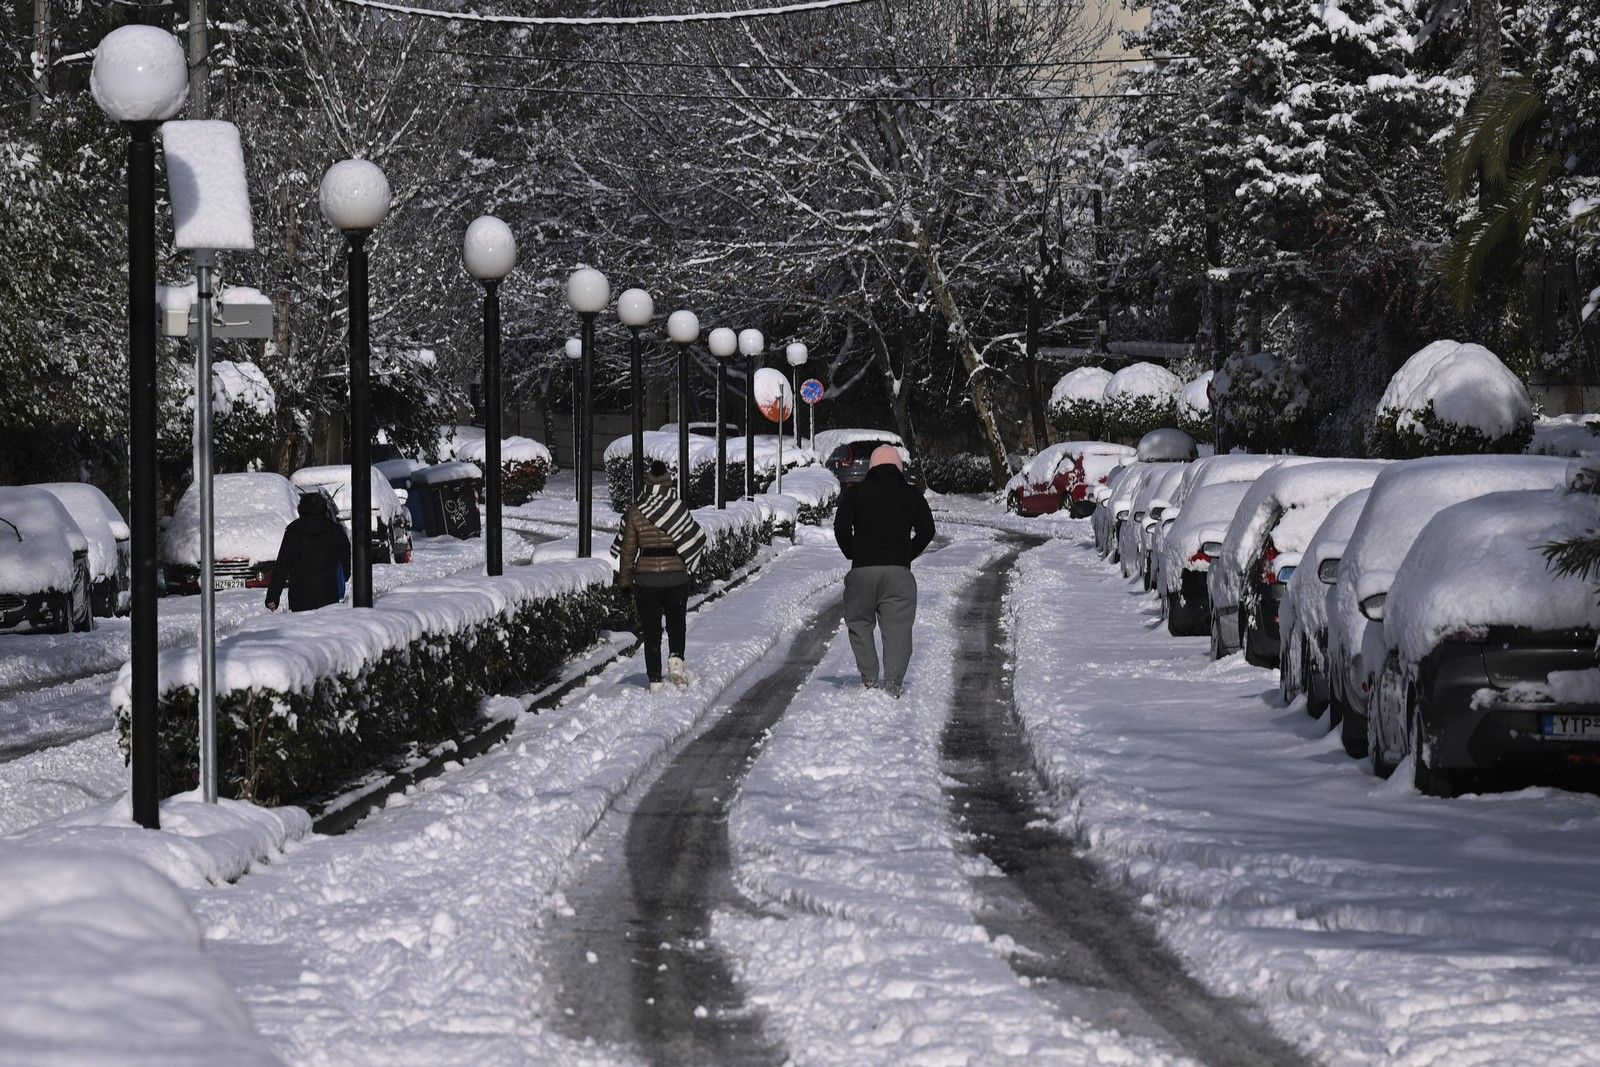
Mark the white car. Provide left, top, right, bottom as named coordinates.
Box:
left=1278, top=488, right=1370, bottom=716
left=165, top=472, right=300, bottom=594
left=0, top=486, right=93, bottom=634
left=1120, top=463, right=1186, bottom=586
left=291, top=465, right=413, bottom=564
left=1158, top=480, right=1253, bottom=636
left=1324, top=455, right=1568, bottom=759
left=35, top=482, right=130, bottom=617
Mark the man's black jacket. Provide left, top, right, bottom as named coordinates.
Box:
left=266, top=514, right=352, bottom=611
left=833, top=465, right=936, bottom=568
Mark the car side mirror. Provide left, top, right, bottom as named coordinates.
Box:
left=1317, top=557, right=1339, bottom=584
left=1200, top=541, right=1223, bottom=556
left=1359, top=592, right=1386, bottom=621
left=395, top=488, right=409, bottom=505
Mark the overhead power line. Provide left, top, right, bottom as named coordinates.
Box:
left=401, top=44, right=1190, bottom=72
left=462, top=81, right=1175, bottom=103
left=329, top=0, right=877, bottom=26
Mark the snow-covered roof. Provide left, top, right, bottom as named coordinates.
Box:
left=1105, top=362, right=1183, bottom=402
left=1180, top=372, right=1213, bottom=417
left=164, top=473, right=298, bottom=567
left=1530, top=414, right=1600, bottom=457
left=0, top=486, right=88, bottom=595
left=1212, top=461, right=1388, bottom=612
left=160, top=120, right=255, bottom=252
left=1327, top=455, right=1571, bottom=669
left=1385, top=489, right=1598, bottom=664
left=1135, top=428, right=1197, bottom=462
left=1159, top=481, right=1252, bottom=594
left=34, top=483, right=127, bottom=581
left=1377, top=340, right=1533, bottom=440
left=456, top=434, right=552, bottom=467
left=1280, top=488, right=1370, bottom=657
left=1048, top=367, right=1112, bottom=407
left=1170, top=453, right=1301, bottom=510
left=411, top=462, right=484, bottom=487
left=290, top=465, right=404, bottom=524
left=810, top=428, right=905, bottom=462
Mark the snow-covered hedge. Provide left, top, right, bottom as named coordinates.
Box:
left=770, top=467, right=841, bottom=524
left=1101, top=362, right=1182, bottom=442
left=439, top=426, right=552, bottom=503
left=1373, top=341, right=1534, bottom=458
left=604, top=431, right=816, bottom=513
left=1177, top=371, right=1214, bottom=441
left=1212, top=350, right=1310, bottom=452
left=114, top=561, right=616, bottom=805
left=1048, top=367, right=1113, bottom=438
left=1528, top=414, right=1600, bottom=457
left=918, top=452, right=993, bottom=493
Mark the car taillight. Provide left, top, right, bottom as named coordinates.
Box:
left=1189, top=550, right=1211, bottom=564
left=1260, top=544, right=1282, bottom=585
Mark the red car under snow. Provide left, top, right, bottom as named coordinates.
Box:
left=1009, top=442, right=1135, bottom=517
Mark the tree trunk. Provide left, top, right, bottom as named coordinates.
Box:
left=1474, top=0, right=1502, bottom=96
left=907, top=219, right=1010, bottom=487
left=269, top=185, right=300, bottom=476
left=30, top=0, right=48, bottom=122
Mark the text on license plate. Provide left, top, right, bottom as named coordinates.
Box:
left=215, top=576, right=247, bottom=590
left=1542, top=714, right=1600, bottom=738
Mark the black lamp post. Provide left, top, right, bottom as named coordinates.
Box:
left=565, top=337, right=582, bottom=502
left=617, top=288, right=655, bottom=501
left=91, top=25, right=189, bottom=830
left=667, top=311, right=701, bottom=501
left=463, top=215, right=517, bottom=577
left=319, top=158, right=392, bottom=608
left=567, top=268, right=610, bottom=558
left=738, top=329, right=764, bottom=499
left=708, top=328, right=738, bottom=508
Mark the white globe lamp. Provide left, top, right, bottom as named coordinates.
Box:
left=91, top=25, right=189, bottom=123
left=708, top=327, right=739, bottom=361
left=617, top=288, right=654, bottom=329
left=565, top=337, right=582, bottom=360
left=785, top=342, right=809, bottom=367
left=462, top=215, right=517, bottom=281
left=567, top=267, right=610, bottom=316
left=738, top=328, right=765, bottom=358
left=319, top=159, right=391, bottom=232
left=668, top=310, right=700, bottom=345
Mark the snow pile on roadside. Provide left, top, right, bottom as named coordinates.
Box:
left=1009, top=537, right=1600, bottom=1065
left=187, top=546, right=849, bottom=1064
left=1377, top=339, right=1533, bottom=440
left=717, top=540, right=1180, bottom=1065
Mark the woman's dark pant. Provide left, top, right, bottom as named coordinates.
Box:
left=633, top=583, right=689, bottom=681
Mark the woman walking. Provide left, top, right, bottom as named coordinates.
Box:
left=612, top=460, right=706, bottom=691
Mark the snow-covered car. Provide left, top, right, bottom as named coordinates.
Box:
left=813, top=428, right=911, bottom=486
left=1158, top=480, right=1253, bottom=636
left=1134, top=427, right=1198, bottom=463
left=1166, top=453, right=1298, bottom=515
left=1208, top=460, right=1386, bottom=665
left=164, top=472, right=299, bottom=594
left=1120, top=463, right=1186, bottom=585
left=34, top=482, right=130, bottom=617
left=0, top=486, right=94, bottom=634
left=291, top=465, right=413, bottom=564
left=1006, top=441, right=1133, bottom=517
left=1278, top=488, right=1370, bottom=716
left=1325, top=455, right=1568, bottom=758
left=1098, top=463, right=1156, bottom=562
left=1367, top=488, right=1598, bottom=794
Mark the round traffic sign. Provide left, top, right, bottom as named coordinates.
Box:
left=800, top=378, right=825, bottom=405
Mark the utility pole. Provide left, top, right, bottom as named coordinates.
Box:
left=30, top=0, right=49, bottom=122
left=1022, top=267, right=1048, bottom=446
left=188, top=0, right=209, bottom=117
left=1092, top=187, right=1111, bottom=353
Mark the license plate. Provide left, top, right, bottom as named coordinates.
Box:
left=1542, top=714, right=1600, bottom=738
left=215, top=576, right=247, bottom=590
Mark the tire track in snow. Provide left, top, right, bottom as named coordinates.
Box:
left=941, top=549, right=1313, bottom=1067
left=544, top=595, right=845, bottom=1066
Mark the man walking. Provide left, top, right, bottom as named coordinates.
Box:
left=833, top=445, right=935, bottom=697
left=265, top=492, right=351, bottom=613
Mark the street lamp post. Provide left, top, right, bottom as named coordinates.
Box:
left=319, top=158, right=391, bottom=608
left=617, top=289, right=655, bottom=501
left=463, top=215, right=517, bottom=577
left=708, top=328, right=737, bottom=508
left=91, top=25, right=189, bottom=830
left=564, top=337, right=582, bottom=502
left=785, top=342, right=809, bottom=448
left=738, top=329, right=764, bottom=499
left=667, top=311, right=700, bottom=502
left=567, top=268, right=610, bottom=558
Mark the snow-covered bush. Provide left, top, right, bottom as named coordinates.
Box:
left=1372, top=341, right=1534, bottom=458
left=1048, top=367, right=1113, bottom=438
left=1100, top=362, right=1182, bottom=442
left=917, top=453, right=992, bottom=493
left=772, top=467, right=842, bottom=524
left=1177, top=372, right=1213, bottom=442
left=1212, top=350, right=1311, bottom=452
left=461, top=435, right=552, bottom=504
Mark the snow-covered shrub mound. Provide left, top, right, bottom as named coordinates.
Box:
left=773, top=467, right=841, bottom=524
left=604, top=432, right=815, bottom=512
left=1212, top=350, right=1311, bottom=452
left=1048, top=367, right=1112, bottom=438
left=1373, top=340, right=1534, bottom=457
left=1385, top=489, right=1597, bottom=665
left=163, top=472, right=297, bottom=568
left=1178, top=371, right=1213, bottom=441
left=457, top=434, right=553, bottom=503
left=1101, top=362, right=1182, bottom=441
left=1529, top=414, right=1600, bottom=457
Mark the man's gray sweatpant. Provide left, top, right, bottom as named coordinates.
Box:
left=843, top=565, right=918, bottom=686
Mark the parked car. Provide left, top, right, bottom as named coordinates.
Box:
left=1166, top=454, right=1301, bottom=516
left=1006, top=441, right=1133, bottom=517
left=0, top=486, right=94, bottom=634
left=291, top=465, right=413, bottom=564
left=1091, top=463, right=1141, bottom=553
left=1278, top=488, right=1370, bottom=716
left=1134, top=427, right=1199, bottom=462
left=1098, top=463, right=1157, bottom=563
left=813, top=429, right=912, bottom=487
left=1157, top=481, right=1254, bottom=636
left=1120, top=463, right=1187, bottom=585
left=1367, top=488, right=1598, bottom=794
left=164, top=472, right=299, bottom=594
left=1208, top=460, right=1386, bottom=665
left=35, top=482, right=130, bottom=617
left=1324, top=455, right=1568, bottom=758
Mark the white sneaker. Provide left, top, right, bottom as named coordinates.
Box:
left=649, top=681, right=666, bottom=693
left=667, top=657, right=690, bottom=688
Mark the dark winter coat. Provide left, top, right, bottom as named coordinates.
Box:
left=833, top=465, right=936, bottom=569
left=266, top=514, right=352, bottom=612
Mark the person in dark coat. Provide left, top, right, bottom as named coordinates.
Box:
left=832, top=445, right=936, bottom=697
left=265, top=492, right=352, bottom=612
left=613, top=461, right=705, bottom=692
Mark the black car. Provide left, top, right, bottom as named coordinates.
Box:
left=824, top=439, right=918, bottom=488
left=0, top=486, right=94, bottom=635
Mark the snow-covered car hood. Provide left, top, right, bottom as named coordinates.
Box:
left=0, top=486, right=87, bottom=595
left=165, top=473, right=298, bottom=567
left=1158, top=481, right=1252, bottom=594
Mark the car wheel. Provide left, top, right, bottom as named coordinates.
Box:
left=1409, top=704, right=1456, bottom=797
left=1005, top=493, right=1020, bottom=514
left=1368, top=712, right=1396, bottom=778
left=1207, top=615, right=1223, bottom=660
left=1339, top=707, right=1368, bottom=759
left=70, top=570, right=93, bottom=632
